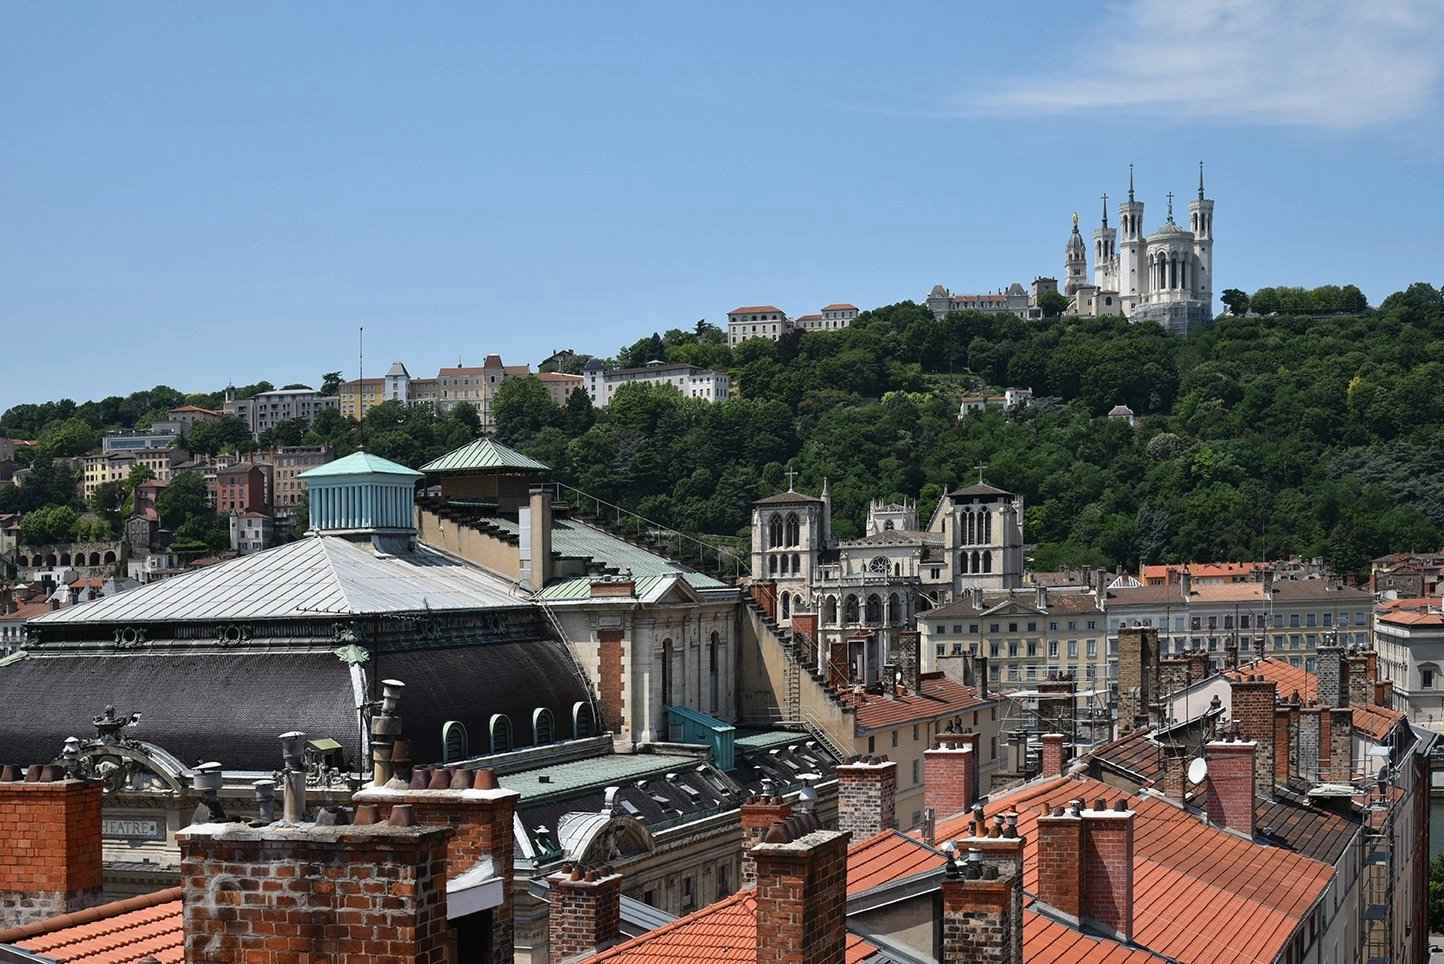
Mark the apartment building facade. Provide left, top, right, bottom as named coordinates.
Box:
left=223, top=387, right=337, bottom=437
left=581, top=359, right=730, bottom=408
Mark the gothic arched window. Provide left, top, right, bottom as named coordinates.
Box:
left=824, top=596, right=839, bottom=625
left=983, top=512, right=992, bottom=543
left=768, top=554, right=778, bottom=575
left=888, top=593, right=902, bottom=625
left=844, top=595, right=860, bottom=624
left=785, top=513, right=800, bottom=547
left=971, top=550, right=981, bottom=573
left=791, top=553, right=800, bottom=573
left=865, top=594, right=882, bottom=623
left=768, top=515, right=783, bottom=548
left=781, top=593, right=791, bottom=619
left=983, top=551, right=993, bottom=573
left=960, top=552, right=969, bottom=574
left=965, top=510, right=975, bottom=545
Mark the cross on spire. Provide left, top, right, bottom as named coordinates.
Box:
left=974, top=462, right=987, bottom=484
left=785, top=468, right=797, bottom=491
left=1166, top=192, right=1175, bottom=220
left=1128, top=163, right=1135, bottom=202
left=1198, top=160, right=1205, bottom=200
left=1101, top=192, right=1109, bottom=227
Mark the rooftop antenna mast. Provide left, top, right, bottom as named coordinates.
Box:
left=358, top=326, right=366, bottom=451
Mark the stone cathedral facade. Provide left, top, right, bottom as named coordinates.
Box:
left=1066, top=163, right=1215, bottom=335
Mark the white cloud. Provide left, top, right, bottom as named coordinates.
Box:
left=981, top=0, right=1444, bottom=128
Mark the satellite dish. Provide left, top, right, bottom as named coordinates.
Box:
left=1187, top=757, right=1208, bottom=785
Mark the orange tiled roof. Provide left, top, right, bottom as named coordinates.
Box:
left=8, top=890, right=182, bottom=963
left=934, top=775, right=1333, bottom=964
left=822, top=303, right=858, bottom=311
left=1378, top=610, right=1444, bottom=626
left=728, top=306, right=783, bottom=315
left=839, top=673, right=989, bottom=731
left=1223, top=658, right=1404, bottom=741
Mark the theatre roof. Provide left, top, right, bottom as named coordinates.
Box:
left=31, top=536, right=523, bottom=624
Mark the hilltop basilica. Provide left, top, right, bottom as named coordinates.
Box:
left=1064, top=163, right=1215, bottom=334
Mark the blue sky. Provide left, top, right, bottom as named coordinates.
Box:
left=4, top=1, right=1443, bottom=413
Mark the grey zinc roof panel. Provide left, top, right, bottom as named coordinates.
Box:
left=419, top=438, right=550, bottom=474
left=32, top=536, right=522, bottom=624
left=497, top=752, right=704, bottom=801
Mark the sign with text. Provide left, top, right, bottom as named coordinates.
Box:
left=102, top=816, right=165, bottom=841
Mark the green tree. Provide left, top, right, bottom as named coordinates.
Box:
left=20, top=505, right=79, bottom=545
left=1037, top=291, right=1069, bottom=318
left=1431, top=855, right=1444, bottom=932
left=156, top=472, right=211, bottom=531
left=259, top=418, right=309, bottom=448
left=185, top=416, right=253, bottom=456
left=37, top=417, right=100, bottom=458
left=494, top=378, right=561, bottom=445
left=320, top=372, right=343, bottom=396
left=1220, top=288, right=1250, bottom=316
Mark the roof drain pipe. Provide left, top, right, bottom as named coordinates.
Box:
left=279, top=730, right=308, bottom=824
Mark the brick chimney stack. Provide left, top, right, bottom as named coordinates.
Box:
left=896, top=630, right=921, bottom=693
left=1035, top=797, right=1135, bottom=942
left=1203, top=736, right=1256, bottom=836
left=940, top=848, right=1023, bottom=964
left=1347, top=651, right=1373, bottom=706
left=1274, top=705, right=1293, bottom=784
left=924, top=740, right=977, bottom=820
left=0, top=768, right=104, bottom=929
left=942, top=804, right=1026, bottom=963
left=739, top=781, right=792, bottom=887
left=178, top=813, right=451, bottom=961
left=1227, top=675, right=1277, bottom=802
left=1116, top=628, right=1159, bottom=733
left=752, top=827, right=850, bottom=964
left=548, top=865, right=623, bottom=963
left=1080, top=799, right=1135, bottom=942
left=1040, top=733, right=1066, bottom=779
left=835, top=757, right=897, bottom=839
left=1317, top=646, right=1349, bottom=709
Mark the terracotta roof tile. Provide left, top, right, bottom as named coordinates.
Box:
left=12, top=894, right=183, bottom=963
left=1222, top=658, right=1404, bottom=741
left=934, top=775, right=1333, bottom=964
left=840, top=673, right=989, bottom=731
left=727, top=306, right=784, bottom=315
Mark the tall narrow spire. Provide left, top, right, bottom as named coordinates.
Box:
left=1128, top=163, right=1135, bottom=203
left=1198, top=161, right=1205, bottom=200
left=1166, top=192, right=1175, bottom=221
left=1100, top=192, right=1109, bottom=227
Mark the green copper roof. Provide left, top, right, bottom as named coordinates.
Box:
left=298, top=450, right=424, bottom=479
left=419, top=437, right=550, bottom=474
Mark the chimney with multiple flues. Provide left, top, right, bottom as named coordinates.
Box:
left=925, top=736, right=978, bottom=821
left=751, top=821, right=850, bottom=964
left=1203, top=734, right=1257, bottom=836
left=548, top=862, right=623, bottom=963
left=941, top=805, right=1026, bottom=964
left=0, top=765, right=104, bottom=929
left=834, top=755, right=897, bottom=838
left=1035, top=797, right=1136, bottom=943
left=739, top=778, right=792, bottom=886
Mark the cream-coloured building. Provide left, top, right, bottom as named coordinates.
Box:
left=337, top=377, right=384, bottom=420
left=537, top=371, right=585, bottom=407
left=81, top=448, right=187, bottom=500
left=1065, top=163, right=1215, bottom=334
left=581, top=360, right=729, bottom=408
left=1374, top=603, right=1444, bottom=723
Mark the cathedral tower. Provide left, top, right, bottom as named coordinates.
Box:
left=1093, top=193, right=1117, bottom=290
left=1117, top=164, right=1146, bottom=311
left=1064, top=213, right=1088, bottom=296
left=1188, top=161, right=1214, bottom=313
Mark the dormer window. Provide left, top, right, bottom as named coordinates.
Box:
left=489, top=714, right=513, bottom=753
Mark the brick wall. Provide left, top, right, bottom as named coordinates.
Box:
left=1316, top=647, right=1347, bottom=708
left=1273, top=707, right=1292, bottom=783
left=753, top=829, right=850, bottom=964
left=0, top=777, right=104, bottom=929
left=1202, top=739, right=1255, bottom=836
left=352, top=779, right=519, bottom=964
left=178, top=821, right=450, bottom=963
left=1034, top=806, right=1083, bottom=918
left=1159, top=744, right=1188, bottom=800
left=1228, top=677, right=1277, bottom=801
left=896, top=630, right=921, bottom=693
left=1080, top=803, right=1134, bottom=942
left=1328, top=708, right=1353, bottom=784
left=1347, top=654, right=1373, bottom=706
left=924, top=744, right=976, bottom=821
left=1040, top=734, right=1065, bottom=779
left=834, top=760, right=896, bottom=838
left=1297, top=707, right=1321, bottom=782
left=1116, top=628, right=1158, bottom=731
left=548, top=869, right=621, bottom=962
left=597, top=630, right=625, bottom=733
left=940, top=864, right=1022, bottom=963
left=739, top=795, right=792, bottom=886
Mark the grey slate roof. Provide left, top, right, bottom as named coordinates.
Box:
left=0, top=641, right=595, bottom=772
left=32, top=536, right=523, bottom=624
left=419, top=438, right=549, bottom=474
left=947, top=482, right=1012, bottom=498
left=754, top=489, right=823, bottom=505
left=483, top=516, right=729, bottom=592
